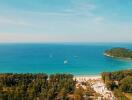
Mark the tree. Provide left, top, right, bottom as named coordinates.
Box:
left=119, top=76, right=132, bottom=93
left=74, top=86, right=84, bottom=100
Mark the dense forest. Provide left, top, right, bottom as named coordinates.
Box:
left=0, top=73, right=98, bottom=100
left=101, top=69, right=132, bottom=99
left=104, top=48, right=132, bottom=58
left=0, top=73, right=75, bottom=100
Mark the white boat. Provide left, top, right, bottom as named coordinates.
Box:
left=64, top=60, right=68, bottom=64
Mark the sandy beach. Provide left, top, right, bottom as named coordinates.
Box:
left=74, top=75, right=101, bottom=82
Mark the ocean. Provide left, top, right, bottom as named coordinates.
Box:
left=0, top=43, right=132, bottom=75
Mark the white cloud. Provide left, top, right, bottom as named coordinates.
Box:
left=93, top=16, right=104, bottom=23
left=0, top=1, right=132, bottom=43
left=0, top=16, right=33, bottom=27
left=0, top=34, right=73, bottom=43
left=1, top=27, right=132, bottom=43
left=15, top=0, right=96, bottom=17
left=21, top=9, right=94, bottom=17
left=76, top=3, right=96, bottom=10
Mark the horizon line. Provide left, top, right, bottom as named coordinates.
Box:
left=0, top=41, right=132, bottom=44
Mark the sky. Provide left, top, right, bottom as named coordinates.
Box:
left=0, top=0, right=132, bottom=43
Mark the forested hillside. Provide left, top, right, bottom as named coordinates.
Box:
left=102, top=69, right=132, bottom=99
left=104, top=48, right=132, bottom=58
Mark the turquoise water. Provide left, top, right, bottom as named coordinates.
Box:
left=0, top=43, right=132, bottom=75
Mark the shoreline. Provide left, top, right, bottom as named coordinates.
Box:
left=104, top=53, right=132, bottom=60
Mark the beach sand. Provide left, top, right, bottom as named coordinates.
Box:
left=74, top=75, right=101, bottom=82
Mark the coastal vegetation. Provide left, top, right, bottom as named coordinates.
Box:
left=0, top=73, right=99, bottom=100
left=0, top=69, right=132, bottom=99
left=102, top=69, right=132, bottom=100
left=104, top=47, right=132, bottom=59
left=0, top=73, right=75, bottom=100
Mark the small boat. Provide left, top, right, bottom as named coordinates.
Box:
left=64, top=60, right=68, bottom=64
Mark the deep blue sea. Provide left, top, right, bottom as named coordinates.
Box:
left=0, top=43, right=132, bottom=75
